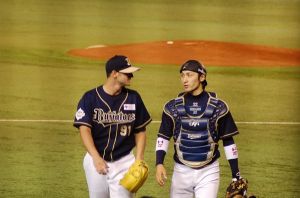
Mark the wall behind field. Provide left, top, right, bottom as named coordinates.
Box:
left=1, top=0, right=300, bottom=51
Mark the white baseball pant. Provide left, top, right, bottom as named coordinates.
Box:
left=83, top=152, right=135, bottom=198
left=170, top=160, right=220, bottom=198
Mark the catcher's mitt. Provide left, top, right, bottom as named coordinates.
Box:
left=120, top=160, right=149, bottom=193
left=225, top=178, right=248, bottom=198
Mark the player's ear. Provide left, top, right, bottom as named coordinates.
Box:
left=110, top=70, right=118, bottom=78
left=199, top=74, right=206, bottom=82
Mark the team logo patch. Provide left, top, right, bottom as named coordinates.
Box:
left=124, top=104, right=136, bottom=111
left=93, top=108, right=135, bottom=127
left=232, top=146, right=238, bottom=156
left=157, top=140, right=163, bottom=147
left=189, top=120, right=200, bottom=127
left=75, top=108, right=85, bottom=120
left=189, top=106, right=201, bottom=115
left=125, top=58, right=131, bottom=66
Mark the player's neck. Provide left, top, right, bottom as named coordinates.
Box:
left=103, top=80, right=122, bottom=96
left=190, top=86, right=204, bottom=96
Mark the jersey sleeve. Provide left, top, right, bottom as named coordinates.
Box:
left=157, top=106, right=174, bottom=140
left=218, top=111, right=239, bottom=139
left=73, top=92, right=93, bottom=129
left=133, top=92, right=152, bottom=133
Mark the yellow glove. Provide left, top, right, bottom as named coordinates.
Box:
left=119, top=160, right=149, bottom=193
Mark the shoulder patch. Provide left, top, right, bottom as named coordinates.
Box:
left=75, top=108, right=85, bottom=120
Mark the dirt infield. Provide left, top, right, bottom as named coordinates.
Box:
left=68, top=40, right=300, bottom=67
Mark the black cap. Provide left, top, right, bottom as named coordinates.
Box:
left=180, top=60, right=207, bottom=75
left=105, top=55, right=140, bottom=75
left=180, top=60, right=207, bottom=87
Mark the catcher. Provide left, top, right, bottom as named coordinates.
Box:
left=155, top=60, right=252, bottom=198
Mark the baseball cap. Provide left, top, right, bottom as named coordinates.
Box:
left=180, top=60, right=207, bottom=75
left=105, top=55, right=140, bottom=75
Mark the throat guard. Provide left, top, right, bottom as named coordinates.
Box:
left=174, top=93, right=226, bottom=168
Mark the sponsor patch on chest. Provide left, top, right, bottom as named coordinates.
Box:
left=124, top=104, right=136, bottom=111
left=187, top=134, right=202, bottom=139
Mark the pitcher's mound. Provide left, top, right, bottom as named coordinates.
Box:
left=68, top=40, right=300, bottom=67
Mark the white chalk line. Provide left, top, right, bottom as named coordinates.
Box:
left=0, top=119, right=299, bottom=125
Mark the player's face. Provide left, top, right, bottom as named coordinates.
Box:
left=180, top=71, right=203, bottom=94
left=117, top=72, right=133, bottom=86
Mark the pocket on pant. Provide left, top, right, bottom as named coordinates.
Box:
left=83, top=153, right=93, bottom=171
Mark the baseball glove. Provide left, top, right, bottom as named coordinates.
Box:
left=225, top=178, right=248, bottom=198
left=120, top=160, right=149, bottom=193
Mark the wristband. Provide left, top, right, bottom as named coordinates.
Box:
left=224, top=144, right=238, bottom=160
left=155, top=137, right=169, bottom=152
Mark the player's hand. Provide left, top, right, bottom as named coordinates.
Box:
left=93, top=156, right=109, bottom=175
left=156, top=164, right=167, bottom=186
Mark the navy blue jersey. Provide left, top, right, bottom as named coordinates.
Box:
left=158, top=91, right=238, bottom=166
left=74, top=86, right=152, bottom=161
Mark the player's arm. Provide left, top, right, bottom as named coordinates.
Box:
left=218, top=111, right=241, bottom=179
left=79, top=125, right=109, bottom=174
left=223, top=137, right=240, bottom=179
left=156, top=136, right=170, bottom=186
left=134, top=130, right=146, bottom=161
left=155, top=110, right=173, bottom=186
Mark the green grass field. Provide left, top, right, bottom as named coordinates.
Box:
left=1, top=0, right=300, bottom=197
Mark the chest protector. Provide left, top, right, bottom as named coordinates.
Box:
left=173, top=92, right=226, bottom=168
